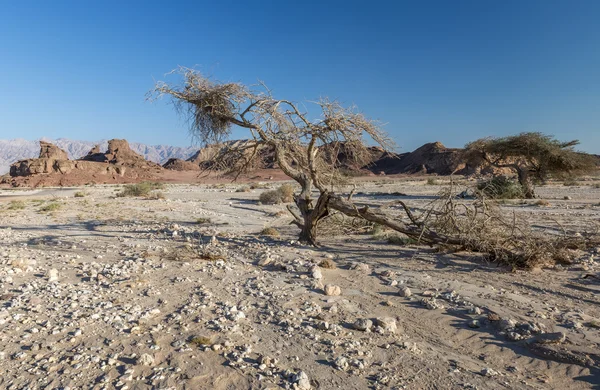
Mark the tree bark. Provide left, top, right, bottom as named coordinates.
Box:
left=517, top=168, right=535, bottom=199
left=295, top=189, right=330, bottom=246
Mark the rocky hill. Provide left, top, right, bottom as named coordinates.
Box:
left=6, top=140, right=163, bottom=187
left=0, top=138, right=197, bottom=174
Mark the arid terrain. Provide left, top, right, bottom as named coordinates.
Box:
left=0, top=178, right=599, bottom=389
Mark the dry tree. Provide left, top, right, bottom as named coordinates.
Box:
left=151, top=67, right=392, bottom=245
left=151, top=68, right=597, bottom=268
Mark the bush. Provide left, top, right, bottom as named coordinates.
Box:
left=278, top=183, right=295, bottom=202
left=74, top=191, right=86, bottom=198
left=196, top=217, right=211, bottom=224
left=259, top=190, right=281, bottom=204
left=260, top=227, right=280, bottom=237
left=426, top=178, right=439, bottom=185
left=39, top=202, right=61, bottom=212
left=235, top=186, right=251, bottom=192
left=258, top=184, right=296, bottom=204
left=387, top=235, right=417, bottom=245
left=117, top=182, right=165, bottom=197
left=7, top=200, right=25, bottom=210
left=477, top=176, right=525, bottom=199
left=563, top=179, right=579, bottom=186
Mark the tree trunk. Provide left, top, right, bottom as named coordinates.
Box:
left=294, top=188, right=330, bottom=246
left=517, top=168, right=535, bottom=199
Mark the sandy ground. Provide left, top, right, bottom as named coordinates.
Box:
left=0, top=178, right=599, bottom=389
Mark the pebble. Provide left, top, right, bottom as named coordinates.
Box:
left=324, top=285, right=341, bottom=296
left=399, top=286, right=412, bottom=297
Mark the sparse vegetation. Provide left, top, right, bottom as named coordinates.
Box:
left=534, top=199, right=550, bottom=206
left=426, top=177, right=439, bottom=185
left=319, top=258, right=336, bottom=269
left=563, top=178, right=578, bottom=186
left=259, top=184, right=296, bottom=205
left=7, top=200, right=26, bottom=210
left=190, top=336, right=213, bottom=346
left=117, top=182, right=165, bottom=197
left=387, top=234, right=417, bottom=245
left=236, top=186, right=251, bottom=192
left=477, top=176, right=525, bottom=199
left=260, top=227, right=280, bottom=237
left=196, top=217, right=212, bottom=224
left=74, top=191, right=87, bottom=198
left=39, top=202, right=61, bottom=212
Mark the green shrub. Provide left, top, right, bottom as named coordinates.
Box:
left=39, top=202, right=61, bottom=212
left=7, top=200, right=26, bottom=210
left=477, top=176, right=525, bottom=199
left=117, top=182, right=165, bottom=197
left=74, top=191, right=86, bottom=198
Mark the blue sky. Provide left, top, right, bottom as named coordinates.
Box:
left=0, top=0, right=599, bottom=153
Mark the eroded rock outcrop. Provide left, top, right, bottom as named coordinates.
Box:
left=8, top=140, right=162, bottom=186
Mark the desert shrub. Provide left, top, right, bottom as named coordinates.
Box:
left=259, top=190, right=281, bottom=204
left=236, top=186, right=251, bottom=192
left=249, top=182, right=270, bottom=190
left=563, top=178, right=579, bottom=186
left=117, top=182, right=165, bottom=197
left=477, top=176, right=525, bottom=199
left=40, top=202, right=61, bottom=212
left=7, top=200, right=25, bottom=210
left=260, top=227, right=280, bottom=237
left=387, top=234, right=417, bottom=245
left=196, top=217, right=211, bottom=224
left=426, top=177, right=439, bottom=185
left=278, top=183, right=295, bottom=203
left=258, top=184, right=296, bottom=205
left=319, top=258, right=336, bottom=269
left=534, top=199, right=550, bottom=206
left=190, top=336, right=213, bottom=346
left=74, top=191, right=86, bottom=198
left=146, top=192, right=165, bottom=200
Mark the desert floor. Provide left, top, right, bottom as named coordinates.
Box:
left=0, top=178, right=599, bottom=390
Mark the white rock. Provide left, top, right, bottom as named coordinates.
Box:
left=47, top=268, right=59, bottom=282
left=137, top=353, right=154, bottom=366
left=324, top=285, right=341, bottom=296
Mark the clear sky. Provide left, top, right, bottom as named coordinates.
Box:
left=0, top=0, right=599, bottom=153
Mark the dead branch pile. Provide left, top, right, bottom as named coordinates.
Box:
left=330, top=187, right=599, bottom=269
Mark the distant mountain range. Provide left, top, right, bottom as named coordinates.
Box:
left=0, top=138, right=198, bottom=174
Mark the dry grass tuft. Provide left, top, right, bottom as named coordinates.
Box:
left=260, top=227, right=280, bottom=237
left=319, top=258, right=337, bottom=269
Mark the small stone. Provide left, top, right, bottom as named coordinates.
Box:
left=528, top=332, right=566, bottom=345
left=375, top=317, right=397, bottom=333
left=294, top=371, right=311, bottom=389
left=137, top=353, right=154, bottom=366
left=481, top=367, right=498, bottom=377
left=469, top=306, right=482, bottom=315
left=350, top=263, right=370, bottom=273
left=468, top=320, right=480, bottom=328
left=353, top=319, right=373, bottom=332
left=324, top=285, right=341, bottom=296
left=399, top=286, right=412, bottom=297
left=311, top=267, right=323, bottom=280
left=334, top=356, right=349, bottom=371
left=47, top=268, right=59, bottom=282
